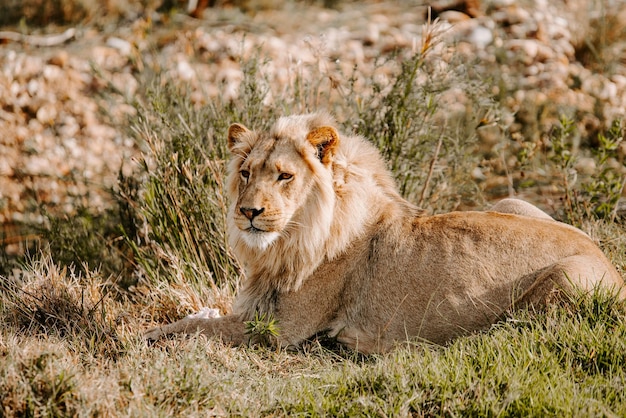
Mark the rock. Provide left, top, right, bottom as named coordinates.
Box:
left=438, top=10, right=472, bottom=23
left=428, top=0, right=482, bottom=18
left=106, top=37, right=133, bottom=56
left=48, top=50, right=69, bottom=68
left=468, top=25, right=493, bottom=48
left=36, top=103, right=58, bottom=124
left=574, top=157, right=596, bottom=175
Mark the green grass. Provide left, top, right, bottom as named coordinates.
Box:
left=2, top=11, right=626, bottom=417
left=1, top=290, right=625, bottom=416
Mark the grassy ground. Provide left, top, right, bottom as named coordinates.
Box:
left=2, top=9, right=626, bottom=417
left=2, top=282, right=626, bottom=416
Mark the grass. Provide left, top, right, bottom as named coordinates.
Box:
left=2, top=7, right=626, bottom=417
left=2, top=288, right=626, bottom=416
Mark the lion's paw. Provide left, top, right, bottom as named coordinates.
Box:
left=187, top=307, right=221, bottom=319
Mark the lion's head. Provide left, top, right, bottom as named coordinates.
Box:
left=226, top=113, right=414, bottom=311
left=226, top=113, right=342, bottom=293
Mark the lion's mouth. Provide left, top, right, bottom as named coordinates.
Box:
left=246, top=225, right=265, bottom=233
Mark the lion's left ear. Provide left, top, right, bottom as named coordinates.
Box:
left=306, top=126, right=339, bottom=165
left=227, top=123, right=251, bottom=150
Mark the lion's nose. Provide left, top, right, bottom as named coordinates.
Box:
left=240, top=207, right=264, bottom=220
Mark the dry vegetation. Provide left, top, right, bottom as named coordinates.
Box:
left=1, top=0, right=626, bottom=415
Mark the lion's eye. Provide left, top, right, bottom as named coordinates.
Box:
left=240, top=170, right=250, bottom=180
left=278, top=173, right=293, bottom=181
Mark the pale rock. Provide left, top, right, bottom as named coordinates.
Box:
left=364, top=22, right=380, bottom=44
left=471, top=166, right=487, bottom=181
left=107, top=37, right=133, bottom=56
left=26, top=79, right=40, bottom=96
left=611, top=74, right=626, bottom=90
left=0, top=156, right=13, bottom=176
left=438, top=10, right=471, bottom=23
left=504, top=5, right=530, bottom=25
left=43, top=64, right=63, bottom=81
left=506, top=39, right=539, bottom=64
left=58, top=116, right=80, bottom=138
left=36, top=103, right=57, bottom=124
left=177, top=60, right=195, bottom=81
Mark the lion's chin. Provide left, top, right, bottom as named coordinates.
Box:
left=240, top=230, right=280, bottom=251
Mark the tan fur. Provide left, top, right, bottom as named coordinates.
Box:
left=145, top=113, right=625, bottom=353
left=490, top=198, right=555, bottom=221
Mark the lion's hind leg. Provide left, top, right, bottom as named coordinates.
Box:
left=513, top=254, right=624, bottom=308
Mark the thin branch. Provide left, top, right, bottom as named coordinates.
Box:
left=418, top=130, right=444, bottom=208
left=0, top=28, right=76, bottom=47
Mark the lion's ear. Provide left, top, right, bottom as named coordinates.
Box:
left=227, top=123, right=251, bottom=152
left=306, top=126, right=339, bottom=165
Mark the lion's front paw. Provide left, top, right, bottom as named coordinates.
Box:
left=143, top=308, right=220, bottom=343
left=187, top=307, right=221, bottom=319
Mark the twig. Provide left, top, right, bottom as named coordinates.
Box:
left=418, top=130, right=444, bottom=208
left=0, top=28, right=76, bottom=47
left=501, top=149, right=515, bottom=197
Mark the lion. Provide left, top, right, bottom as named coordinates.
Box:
left=144, top=112, right=625, bottom=354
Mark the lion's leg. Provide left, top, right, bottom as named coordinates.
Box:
left=513, top=254, right=623, bottom=308
left=144, top=314, right=248, bottom=345
left=491, top=198, right=554, bottom=221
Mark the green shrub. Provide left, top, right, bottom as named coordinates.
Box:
left=546, top=115, right=624, bottom=224
left=344, top=21, right=500, bottom=210
left=123, top=81, right=240, bottom=292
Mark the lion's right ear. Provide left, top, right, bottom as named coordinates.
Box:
left=306, top=126, right=340, bottom=165
left=227, top=123, right=251, bottom=152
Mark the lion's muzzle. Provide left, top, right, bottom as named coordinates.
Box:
left=240, top=206, right=265, bottom=220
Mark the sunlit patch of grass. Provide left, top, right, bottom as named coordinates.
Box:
left=276, top=291, right=626, bottom=416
